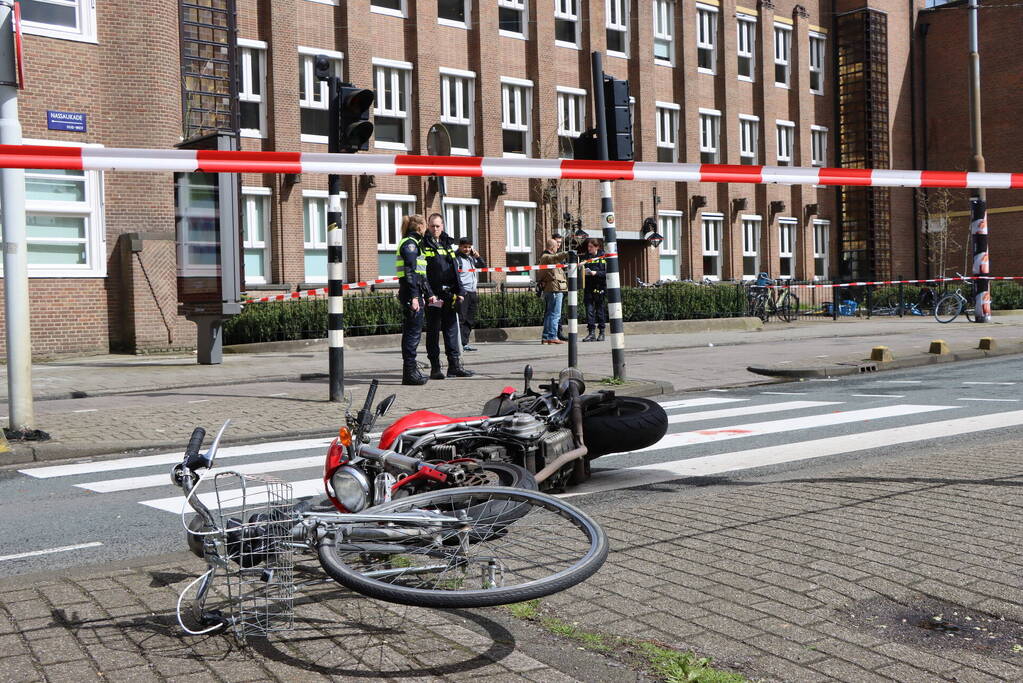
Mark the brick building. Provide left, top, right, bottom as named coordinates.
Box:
left=0, top=0, right=1017, bottom=357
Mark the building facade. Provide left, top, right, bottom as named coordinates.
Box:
left=0, top=0, right=1016, bottom=357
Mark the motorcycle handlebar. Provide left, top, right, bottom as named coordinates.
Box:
left=357, top=444, right=421, bottom=474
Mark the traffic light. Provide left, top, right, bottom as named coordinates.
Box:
left=603, top=75, right=633, bottom=161
left=338, top=86, right=375, bottom=152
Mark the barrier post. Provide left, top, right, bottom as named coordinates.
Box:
left=971, top=198, right=990, bottom=322
left=566, top=251, right=579, bottom=368
left=326, top=75, right=345, bottom=401
left=898, top=282, right=905, bottom=317
left=866, top=285, right=872, bottom=319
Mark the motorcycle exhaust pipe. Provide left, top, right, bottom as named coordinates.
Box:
left=534, top=445, right=588, bottom=484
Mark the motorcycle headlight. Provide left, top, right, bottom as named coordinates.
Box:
left=330, top=465, right=370, bottom=512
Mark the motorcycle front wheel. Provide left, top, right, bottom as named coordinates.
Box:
left=315, top=486, right=608, bottom=608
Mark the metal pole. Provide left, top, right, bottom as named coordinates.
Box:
left=591, top=51, right=626, bottom=380
left=566, top=250, right=578, bottom=368
left=326, top=75, right=345, bottom=401
left=971, top=198, right=990, bottom=322
left=968, top=0, right=989, bottom=323
left=0, top=0, right=33, bottom=433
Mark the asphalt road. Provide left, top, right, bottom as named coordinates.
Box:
left=2, top=355, right=1021, bottom=578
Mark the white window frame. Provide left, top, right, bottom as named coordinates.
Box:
left=501, top=77, right=533, bottom=158
left=809, top=33, right=826, bottom=95
left=504, top=200, right=536, bottom=283
left=554, top=0, right=580, bottom=48
left=438, top=0, right=471, bottom=28
left=376, top=193, right=416, bottom=253
left=241, top=187, right=272, bottom=286
left=813, top=219, right=830, bottom=280
left=776, top=120, right=795, bottom=166
left=299, top=46, right=344, bottom=144
left=442, top=197, right=480, bottom=245
left=741, top=215, right=762, bottom=281
left=655, top=102, right=680, bottom=163
left=701, top=213, right=723, bottom=281
left=737, top=14, right=756, bottom=82
left=605, top=0, right=629, bottom=58
left=696, top=4, right=718, bottom=75
left=739, top=114, right=759, bottom=165
left=498, top=0, right=528, bottom=39
left=557, top=86, right=586, bottom=157
left=774, top=24, right=792, bottom=88
left=304, top=0, right=340, bottom=5
left=20, top=0, right=96, bottom=44
left=238, top=39, right=267, bottom=139
left=811, top=125, right=828, bottom=167
left=652, top=0, right=674, bottom=65
left=440, top=68, right=476, bottom=155
left=302, top=189, right=347, bottom=284
left=373, top=59, right=413, bottom=151
left=778, top=218, right=797, bottom=280
left=658, top=211, right=682, bottom=280
left=2, top=138, right=105, bottom=278
left=370, top=0, right=406, bottom=19
left=699, top=108, right=721, bottom=164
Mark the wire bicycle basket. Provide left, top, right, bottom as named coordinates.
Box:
left=178, top=471, right=297, bottom=641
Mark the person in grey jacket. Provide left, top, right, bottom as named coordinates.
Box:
left=455, top=236, right=486, bottom=351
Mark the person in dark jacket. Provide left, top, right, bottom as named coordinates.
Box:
left=454, top=236, right=486, bottom=351
left=396, top=214, right=433, bottom=385
left=581, top=238, right=607, bottom=342
left=422, top=213, right=474, bottom=379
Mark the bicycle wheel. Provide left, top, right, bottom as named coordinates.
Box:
left=934, top=294, right=962, bottom=323
left=316, top=486, right=608, bottom=608
left=778, top=293, right=799, bottom=322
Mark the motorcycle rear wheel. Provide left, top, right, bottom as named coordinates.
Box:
left=316, top=486, right=607, bottom=608
left=582, top=396, right=668, bottom=459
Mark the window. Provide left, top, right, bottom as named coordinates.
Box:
left=655, top=103, right=679, bottom=163
left=741, top=216, right=761, bottom=280
left=699, top=110, right=721, bottom=164
left=809, top=33, right=826, bottom=95
left=737, top=15, right=756, bottom=81
left=554, top=0, right=580, bottom=46
left=653, top=0, right=673, bottom=63
left=811, top=125, right=828, bottom=167
left=377, top=195, right=416, bottom=276
left=441, top=69, right=475, bottom=154
left=658, top=212, right=681, bottom=279
left=696, top=5, right=718, bottom=73
left=439, top=0, right=469, bottom=26
left=813, top=219, right=830, bottom=280
left=606, top=0, right=629, bottom=57
left=299, top=48, right=343, bottom=142
left=374, top=60, right=413, bottom=150
left=739, top=115, right=759, bottom=165
left=303, top=191, right=347, bottom=284
left=238, top=40, right=267, bottom=138
left=504, top=202, right=536, bottom=283
left=776, top=120, right=794, bottom=166
left=443, top=198, right=479, bottom=244
left=557, top=88, right=586, bottom=158
left=774, top=24, right=792, bottom=87
left=701, top=215, right=723, bottom=280
left=242, top=188, right=271, bottom=285
left=370, top=0, right=405, bottom=18
left=501, top=78, right=533, bottom=157
left=20, top=0, right=96, bottom=43
left=499, top=0, right=527, bottom=38
left=778, top=219, right=796, bottom=279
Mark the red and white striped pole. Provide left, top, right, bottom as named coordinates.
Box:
left=970, top=198, right=990, bottom=322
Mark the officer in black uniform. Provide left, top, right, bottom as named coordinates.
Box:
left=581, top=238, right=608, bottom=342
left=396, top=214, right=432, bottom=385
left=422, top=213, right=474, bottom=379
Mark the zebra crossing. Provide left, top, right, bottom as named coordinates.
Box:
left=16, top=392, right=1023, bottom=513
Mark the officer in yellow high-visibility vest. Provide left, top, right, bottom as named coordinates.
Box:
left=396, top=214, right=433, bottom=385
left=581, top=238, right=608, bottom=342
left=422, top=213, right=474, bottom=379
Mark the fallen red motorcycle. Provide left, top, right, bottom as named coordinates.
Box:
left=323, top=366, right=668, bottom=512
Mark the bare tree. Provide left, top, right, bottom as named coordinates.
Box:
left=918, top=187, right=967, bottom=278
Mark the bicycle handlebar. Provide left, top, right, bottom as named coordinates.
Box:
left=183, top=427, right=206, bottom=470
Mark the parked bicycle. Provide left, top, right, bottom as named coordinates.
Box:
left=746, top=274, right=799, bottom=322
left=869, top=284, right=939, bottom=317
left=934, top=274, right=976, bottom=323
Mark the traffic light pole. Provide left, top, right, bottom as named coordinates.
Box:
left=326, top=75, right=345, bottom=402
left=591, top=51, right=626, bottom=381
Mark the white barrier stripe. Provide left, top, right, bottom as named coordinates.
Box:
left=329, top=329, right=344, bottom=346
left=569, top=319, right=578, bottom=333
left=760, top=166, right=821, bottom=185
left=300, top=152, right=397, bottom=176
left=605, top=271, right=620, bottom=290
left=632, top=162, right=703, bottom=182
left=82, top=148, right=199, bottom=172
left=872, top=169, right=924, bottom=188
left=328, top=262, right=344, bottom=279
left=328, top=297, right=342, bottom=315
left=610, top=332, right=626, bottom=350
left=482, top=157, right=562, bottom=179
left=608, top=301, right=623, bottom=319
left=967, top=171, right=1011, bottom=189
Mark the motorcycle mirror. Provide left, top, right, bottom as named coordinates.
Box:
left=376, top=394, right=397, bottom=417
left=523, top=364, right=533, bottom=392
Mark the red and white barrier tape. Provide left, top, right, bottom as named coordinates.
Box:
left=765, top=275, right=1023, bottom=289
left=2, top=144, right=1022, bottom=189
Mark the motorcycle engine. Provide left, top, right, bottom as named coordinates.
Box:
left=496, top=413, right=546, bottom=440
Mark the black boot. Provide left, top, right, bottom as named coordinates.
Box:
left=446, top=354, right=475, bottom=378
left=402, top=362, right=428, bottom=386
left=597, top=329, right=606, bottom=342
left=429, top=358, right=445, bottom=380
left=557, top=326, right=568, bottom=342
left=582, top=331, right=596, bottom=342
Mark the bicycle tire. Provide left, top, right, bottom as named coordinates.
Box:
left=934, top=294, right=962, bottom=323
left=779, top=293, right=799, bottom=322
left=316, top=486, right=608, bottom=608
left=965, top=304, right=975, bottom=322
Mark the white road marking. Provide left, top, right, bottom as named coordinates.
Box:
left=72, top=409, right=97, bottom=414
left=668, top=401, right=840, bottom=425
left=707, top=389, right=730, bottom=393
left=566, top=410, right=1023, bottom=497
left=188, top=399, right=210, bottom=404
left=851, top=394, right=905, bottom=398
left=141, top=479, right=325, bottom=514
left=957, top=398, right=1019, bottom=402
left=635, top=404, right=955, bottom=452
left=658, top=398, right=748, bottom=410
left=760, top=392, right=807, bottom=395
left=963, top=381, right=1015, bottom=385
left=269, top=393, right=289, bottom=397
left=880, top=380, right=922, bottom=384
left=76, top=456, right=324, bottom=493
left=0, top=542, right=104, bottom=562
left=809, top=379, right=839, bottom=382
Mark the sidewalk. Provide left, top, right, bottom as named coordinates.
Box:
left=5, top=313, right=1023, bottom=464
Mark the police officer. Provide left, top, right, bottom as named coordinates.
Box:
left=396, top=214, right=432, bottom=385
left=422, top=213, right=474, bottom=379
left=581, top=238, right=607, bottom=342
